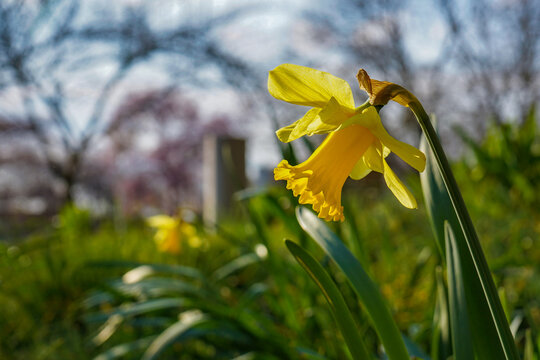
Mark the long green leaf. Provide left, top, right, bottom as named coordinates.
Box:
left=402, top=336, right=431, bottom=360
left=412, top=101, right=518, bottom=360
left=99, top=298, right=186, bottom=318
left=285, top=240, right=371, bottom=360
left=141, top=311, right=208, bottom=360
left=93, top=336, right=156, bottom=360
left=212, top=253, right=261, bottom=281
left=87, top=298, right=188, bottom=346
left=524, top=329, right=534, bottom=360
left=296, top=207, right=409, bottom=360
left=116, top=277, right=202, bottom=298
left=87, top=261, right=204, bottom=279
left=445, top=222, right=474, bottom=359
left=420, top=129, right=509, bottom=359
left=431, top=267, right=451, bottom=360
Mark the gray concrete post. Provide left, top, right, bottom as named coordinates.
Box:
left=203, top=135, right=246, bottom=225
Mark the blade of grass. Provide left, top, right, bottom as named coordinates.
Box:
left=296, top=207, right=409, bottom=360
left=445, top=222, right=474, bottom=359
left=285, top=240, right=371, bottom=360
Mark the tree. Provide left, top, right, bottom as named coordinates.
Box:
left=437, top=0, right=540, bottom=126
left=0, top=0, right=258, bottom=215
left=300, top=0, right=540, bottom=141
left=105, top=88, right=233, bottom=215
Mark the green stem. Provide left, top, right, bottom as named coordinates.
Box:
left=409, top=102, right=519, bottom=360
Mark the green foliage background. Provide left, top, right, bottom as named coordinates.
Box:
left=0, top=119, right=539, bottom=359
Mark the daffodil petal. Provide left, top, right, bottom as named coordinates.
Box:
left=362, top=142, right=384, bottom=173
left=356, top=107, right=426, bottom=172
left=382, top=158, right=417, bottom=209
left=382, top=145, right=391, bottom=157
left=276, top=108, right=321, bottom=142
left=378, top=129, right=426, bottom=172
left=349, top=159, right=371, bottom=180
left=276, top=108, right=338, bottom=142
left=147, top=215, right=177, bottom=228
left=318, top=96, right=355, bottom=126
left=276, top=97, right=356, bottom=143
left=350, top=139, right=394, bottom=179
left=268, top=64, right=355, bottom=108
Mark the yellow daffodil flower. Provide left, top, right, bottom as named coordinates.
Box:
left=269, top=64, right=426, bottom=221
left=146, top=215, right=201, bottom=254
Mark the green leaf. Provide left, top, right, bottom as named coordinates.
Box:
left=285, top=240, right=371, bottom=360
left=93, top=336, right=156, bottom=360
left=431, top=267, right=451, bottom=360
left=141, top=311, right=208, bottom=360
left=86, top=298, right=188, bottom=344
left=100, top=298, right=187, bottom=318
left=420, top=130, right=511, bottom=360
left=87, top=261, right=204, bottom=280
left=420, top=119, right=453, bottom=255
left=402, top=336, right=431, bottom=360
left=445, top=222, right=474, bottom=359
left=524, top=329, right=534, bottom=360
left=212, top=253, right=261, bottom=281
left=295, top=346, right=330, bottom=360
left=117, top=277, right=203, bottom=298
left=296, top=207, right=409, bottom=360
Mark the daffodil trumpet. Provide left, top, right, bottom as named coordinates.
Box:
left=269, top=64, right=426, bottom=221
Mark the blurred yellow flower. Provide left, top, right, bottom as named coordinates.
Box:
left=269, top=64, right=426, bottom=221
left=146, top=215, right=201, bottom=254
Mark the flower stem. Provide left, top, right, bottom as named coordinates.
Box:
left=409, top=102, right=519, bottom=360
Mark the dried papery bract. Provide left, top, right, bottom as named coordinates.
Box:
left=356, top=69, right=420, bottom=107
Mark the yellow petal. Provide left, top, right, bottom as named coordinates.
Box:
left=276, top=97, right=355, bottom=143
left=276, top=107, right=338, bottom=142
left=382, top=145, right=391, bottom=158
left=157, top=229, right=181, bottom=254
left=318, top=96, right=356, bottom=127
left=269, top=64, right=355, bottom=108
left=188, top=236, right=202, bottom=248
left=276, top=108, right=321, bottom=142
left=146, top=215, right=177, bottom=229
left=382, top=158, right=417, bottom=209
left=355, top=107, right=426, bottom=172
left=362, top=142, right=384, bottom=173
left=349, top=159, right=371, bottom=180
left=349, top=140, right=393, bottom=179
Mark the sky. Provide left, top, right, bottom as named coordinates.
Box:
left=0, top=0, right=451, bottom=183
left=127, top=0, right=449, bottom=181
left=200, top=0, right=448, bottom=179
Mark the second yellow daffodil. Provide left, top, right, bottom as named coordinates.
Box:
left=269, top=64, right=426, bottom=221
left=146, top=214, right=201, bottom=254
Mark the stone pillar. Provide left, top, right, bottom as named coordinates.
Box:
left=203, top=135, right=246, bottom=225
